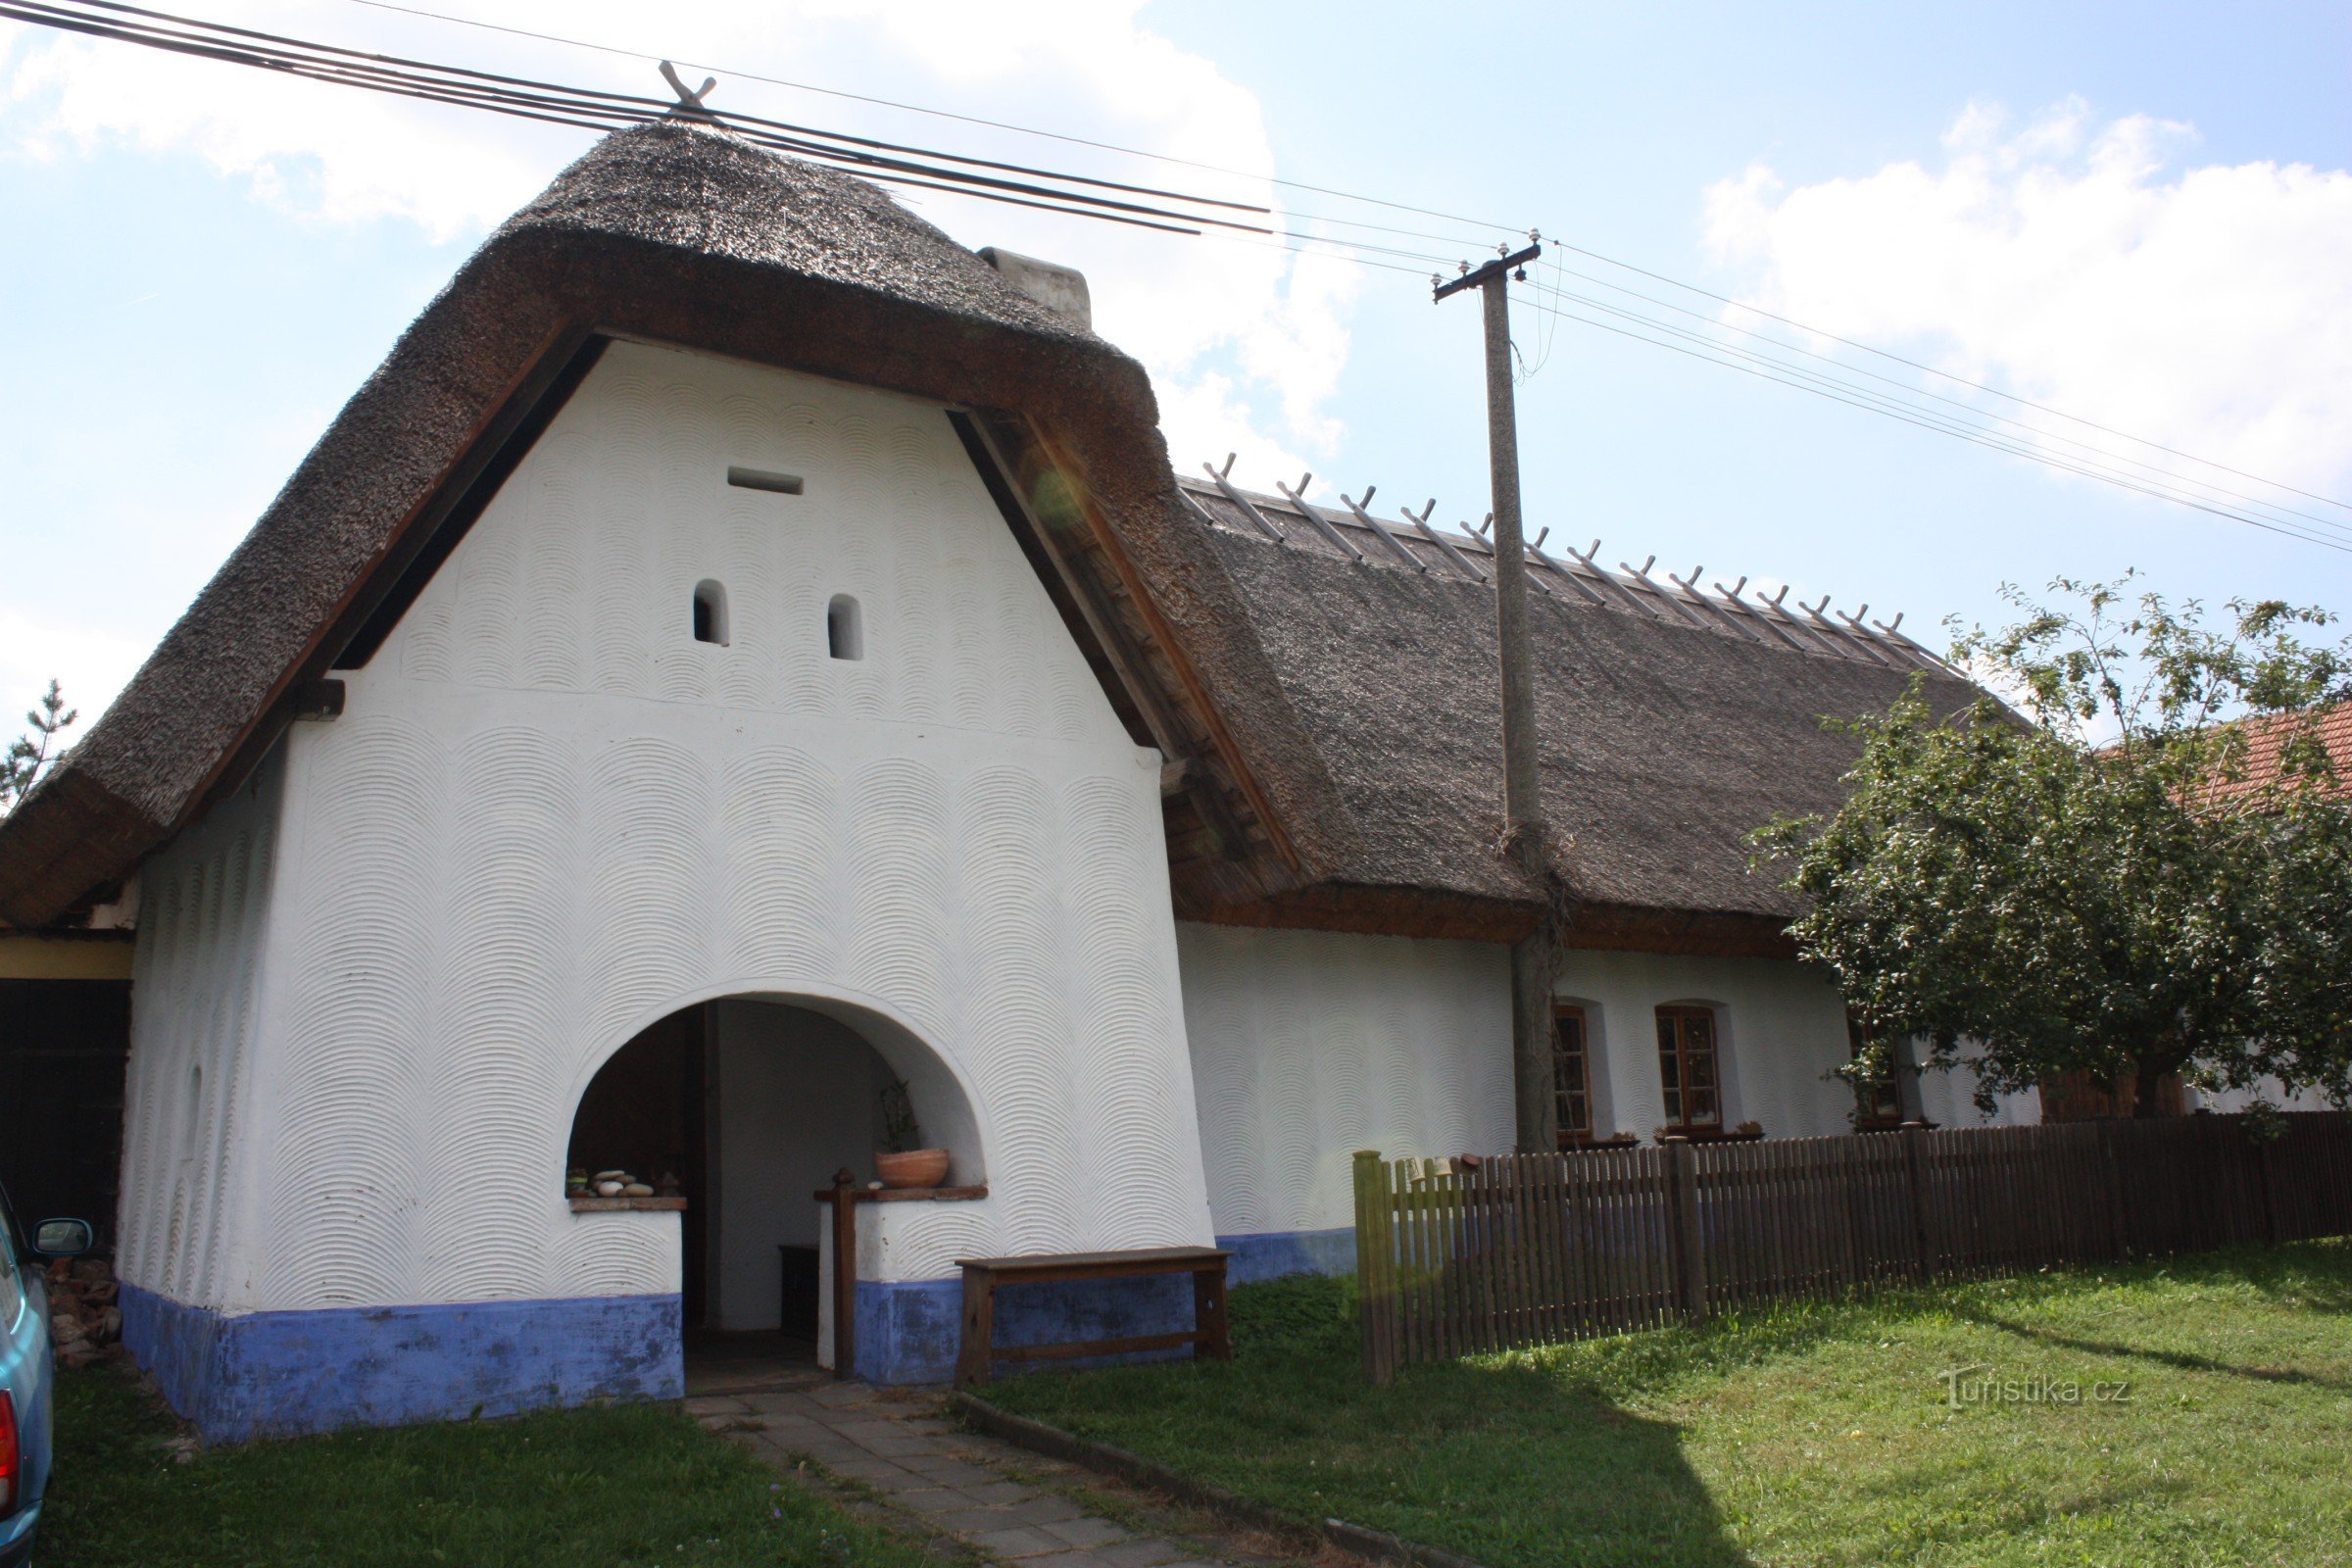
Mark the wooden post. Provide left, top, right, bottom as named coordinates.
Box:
left=1663, top=1139, right=1707, bottom=1325
left=1353, top=1150, right=1396, bottom=1384
left=956, top=1263, right=995, bottom=1390
left=1511, top=933, right=1560, bottom=1154
left=1839, top=1139, right=1869, bottom=1294
left=1437, top=243, right=1554, bottom=1155
left=1902, top=1123, right=1934, bottom=1280
left=2096, top=1121, right=2129, bottom=1262
left=829, top=1167, right=858, bottom=1381
left=1194, top=1259, right=1232, bottom=1362
left=2253, top=1123, right=2281, bottom=1248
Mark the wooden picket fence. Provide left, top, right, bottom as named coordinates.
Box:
left=1352, top=1111, right=2352, bottom=1383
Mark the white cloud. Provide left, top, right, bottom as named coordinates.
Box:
left=0, top=16, right=558, bottom=239
left=1702, top=99, right=2352, bottom=495
left=0, top=607, right=148, bottom=736
left=0, top=0, right=1352, bottom=471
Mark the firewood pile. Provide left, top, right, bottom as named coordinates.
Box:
left=45, top=1256, right=122, bottom=1368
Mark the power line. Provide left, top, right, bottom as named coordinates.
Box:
left=1517, top=290, right=2351, bottom=552
left=1534, top=265, right=2352, bottom=541
left=331, top=0, right=1534, bottom=245
left=9, top=0, right=1507, bottom=269
left=13, top=0, right=2342, bottom=549
left=1517, top=282, right=2352, bottom=547
left=1542, top=239, right=2352, bottom=516
left=1512, top=292, right=2352, bottom=556
left=1, top=0, right=1273, bottom=233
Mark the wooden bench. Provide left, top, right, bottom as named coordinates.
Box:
left=953, top=1246, right=1231, bottom=1389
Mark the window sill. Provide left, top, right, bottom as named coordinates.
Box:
left=1559, top=1132, right=1642, bottom=1151
left=1656, top=1126, right=1764, bottom=1145
left=568, top=1196, right=687, bottom=1213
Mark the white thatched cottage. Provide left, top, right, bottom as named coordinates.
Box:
left=0, top=125, right=2019, bottom=1440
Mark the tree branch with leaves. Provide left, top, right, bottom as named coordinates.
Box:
left=1753, top=576, right=2352, bottom=1117
left=2, top=679, right=76, bottom=815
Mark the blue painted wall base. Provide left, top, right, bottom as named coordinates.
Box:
left=117, top=1227, right=1362, bottom=1423
left=120, top=1284, right=681, bottom=1444
left=853, top=1271, right=1198, bottom=1384
left=1218, top=1227, right=1356, bottom=1284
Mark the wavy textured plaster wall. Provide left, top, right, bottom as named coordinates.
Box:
left=213, top=342, right=1209, bottom=1315
left=118, top=751, right=284, bottom=1307
left=1177, top=924, right=1514, bottom=1237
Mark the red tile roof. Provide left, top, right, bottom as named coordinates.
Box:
left=2204, top=700, right=2352, bottom=802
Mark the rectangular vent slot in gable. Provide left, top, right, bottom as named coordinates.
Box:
left=727, top=466, right=805, bottom=495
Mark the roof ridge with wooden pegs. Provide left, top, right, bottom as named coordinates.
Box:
left=1173, top=466, right=1954, bottom=675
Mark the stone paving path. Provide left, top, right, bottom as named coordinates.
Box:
left=689, top=1377, right=1294, bottom=1568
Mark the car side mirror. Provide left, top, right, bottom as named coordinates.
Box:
left=31, top=1218, right=92, bottom=1258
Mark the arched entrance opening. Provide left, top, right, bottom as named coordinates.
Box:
left=568, top=994, right=981, bottom=1385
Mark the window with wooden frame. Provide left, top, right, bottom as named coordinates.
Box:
left=2039, top=1066, right=2187, bottom=1122
left=1552, top=1004, right=1592, bottom=1147
left=1846, top=1010, right=1904, bottom=1129
left=1654, top=1004, right=1723, bottom=1134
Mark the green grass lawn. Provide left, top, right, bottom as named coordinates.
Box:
left=981, top=1239, right=2352, bottom=1568
left=41, top=1366, right=937, bottom=1568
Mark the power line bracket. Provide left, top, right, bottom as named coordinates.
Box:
left=1433, top=243, right=1542, bottom=301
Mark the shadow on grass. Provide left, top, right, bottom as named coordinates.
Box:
left=988, top=1276, right=1755, bottom=1568
left=1936, top=1239, right=2352, bottom=1392
left=2155, top=1237, right=2352, bottom=1315
left=1967, top=1311, right=2352, bottom=1390
left=986, top=1243, right=2352, bottom=1568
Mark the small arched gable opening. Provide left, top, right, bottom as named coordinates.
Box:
left=825, top=594, right=862, bottom=661
left=692, top=579, right=729, bottom=645
left=567, top=994, right=980, bottom=1352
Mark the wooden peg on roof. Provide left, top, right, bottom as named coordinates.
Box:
left=1718, top=575, right=1811, bottom=652
left=1339, top=489, right=1426, bottom=570
left=1202, top=461, right=1287, bottom=544
left=1274, top=475, right=1366, bottom=563
left=1516, top=530, right=1576, bottom=600
left=1564, top=541, right=1645, bottom=615
left=1403, top=499, right=1487, bottom=582
left=1620, top=555, right=1712, bottom=631
left=659, top=61, right=718, bottom=122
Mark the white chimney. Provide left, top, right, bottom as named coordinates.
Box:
left=979, top=247, right=1091, bottom=329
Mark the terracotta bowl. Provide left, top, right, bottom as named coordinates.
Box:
left=874, top=1148, right=951, bottom=1190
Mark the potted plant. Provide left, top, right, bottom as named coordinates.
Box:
left=874, top=1077, right=950, bottom=1190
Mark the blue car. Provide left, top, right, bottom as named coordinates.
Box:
left=1, top=1182, right=91, bottom=1568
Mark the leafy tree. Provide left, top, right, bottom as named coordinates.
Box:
left=1754, top=576, right=2352, bottom=1117
left=1, top=679, right=76, bottom=815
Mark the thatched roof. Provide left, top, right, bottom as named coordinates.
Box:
left=0, top=123, right=1981, bottom=953
left=1170, top=481, right=1973, bottom=948
left=0, top=122, right=1299, bottom=926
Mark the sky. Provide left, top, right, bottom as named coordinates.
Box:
left=2, top=0, right=2348, bottom=726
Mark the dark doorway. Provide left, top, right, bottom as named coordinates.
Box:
left=570, top=994, right=977, bottom=1388
left=568, top=1004, right=710, bottom=1326
left=1, top=979, right=131, bottom=1250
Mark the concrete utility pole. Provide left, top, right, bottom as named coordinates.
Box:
left=1436, top=241, right=1556, bottom=1154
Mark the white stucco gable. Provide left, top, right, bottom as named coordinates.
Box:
left=125, top=341, right=1215, bottom=1321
